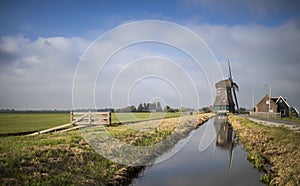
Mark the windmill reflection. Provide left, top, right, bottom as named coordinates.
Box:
left=214, top=115, right=237, bottom=172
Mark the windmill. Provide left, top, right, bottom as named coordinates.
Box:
left=213, top=59, right=240, bottom=113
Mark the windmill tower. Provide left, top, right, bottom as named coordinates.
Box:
left=213, top=59, right=239, bottom=113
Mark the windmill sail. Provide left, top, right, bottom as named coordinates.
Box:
left=228, top=59, right=239, bottom=112
left=232, top=82, right=239, bottom=91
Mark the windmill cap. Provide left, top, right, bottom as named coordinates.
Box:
left=215, top=79, right=232, bottom=88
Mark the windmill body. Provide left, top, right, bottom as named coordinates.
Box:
left=213, top=61, right=239, bottom=113
left=213, top=79, right=235, bottom=113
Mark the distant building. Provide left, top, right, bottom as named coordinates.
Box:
left=255, top=95, right=290, bottom=117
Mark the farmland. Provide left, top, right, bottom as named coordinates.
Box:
left=0, top=113, right=69, bottom=135
left=0, top=112, right=183, bottom=135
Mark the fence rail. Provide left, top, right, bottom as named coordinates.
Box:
left=249, top=112, right=281, bottom=119
left=70, top=111, right=111, bottom=126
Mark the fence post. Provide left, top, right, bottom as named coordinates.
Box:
left=70, top=111, right=74, bottom=125
left=108, top=112, right=112, bottom=125
left=88, top=111, right=91, bottom=125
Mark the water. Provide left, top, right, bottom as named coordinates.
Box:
left=131, top=117, right=263, bottom=186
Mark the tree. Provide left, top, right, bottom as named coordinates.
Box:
left=115, top=105, right=136, bottom=112
left=156, top=102, right=162, bottom=112
left=149, top=102, right=156, bottom=111
left=129, top=105, right=136, bottom=112
left=164, top=105, right=171, bottom=112
left=201, top=106, right=212, bottom=113
left=137, top=103, right=143, bottom=112
left=145, top=103, right=150, bottom=111
left=239, top=107, right=247, bottom=112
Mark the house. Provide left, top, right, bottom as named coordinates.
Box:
left=255, top=95, right=277, bottom=113
left=290, top=107, right=299, bottom=117
left=255, top=95, right=290, bottom=117
left=272, top=96, right=290, bottom=117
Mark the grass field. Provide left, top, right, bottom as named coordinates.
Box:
left=0, top=113, right=69, bottom=135
left=0, top=112, right=184, bottom=135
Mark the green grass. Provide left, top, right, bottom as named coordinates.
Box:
left=0, top=131, right=123, bottom=185
left=0, top=113, right=69, bottom=135
left=280, top=116, right=300, bottom=124
left=0, top=112, right=184, bottom=135
left=229, top=115, right=300, bottom=185
left=253, top=115, right=300, bottom=125
left=0, top=123, right=176, bottom=185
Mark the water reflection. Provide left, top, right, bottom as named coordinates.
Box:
left=214, top=115, right=237, bottom=172
left=131, top=117, right=263, bottom=186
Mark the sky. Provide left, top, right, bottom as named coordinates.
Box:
left=0, top=0, right=300, bottom=110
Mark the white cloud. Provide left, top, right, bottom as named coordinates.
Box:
left=189, top=19, right=300, bottom=109
left=1, top=19, right=299, bottom=110
left=0, top=35, right=90, bottom=109
left=73, top=21, right=221, bottom=110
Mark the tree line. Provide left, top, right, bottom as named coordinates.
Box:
left=114, top=102, right=198, bottom=113
left=115, top=102, right=162, bottom=113
left=1, top=105, right=216, bottom=113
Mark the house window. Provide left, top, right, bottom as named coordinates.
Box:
left=266, top=100, right=269, bottom=104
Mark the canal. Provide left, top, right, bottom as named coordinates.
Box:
left=131, top=116, right=263, bottom=186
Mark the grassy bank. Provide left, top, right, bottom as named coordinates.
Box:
left=0, top=113, right=213, bottom=185
left=228, top=115, right=300, bottom=185
left=111, top=112, right=182, bottom=124
left=0, top=129, right=173, bottom=185
left=0, top=130, right=120, bottom=185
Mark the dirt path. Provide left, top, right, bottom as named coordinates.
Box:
left=244, top=116, right=300, bottom=132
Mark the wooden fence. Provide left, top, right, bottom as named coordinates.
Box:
left=249, top=112, right=281, bottom=119
left=70, top=111, right=111, bottom=126
left=27, top=111, right=112, bottom=136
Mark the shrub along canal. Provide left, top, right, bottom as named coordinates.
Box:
left=131, top=116, right=263, bottom=186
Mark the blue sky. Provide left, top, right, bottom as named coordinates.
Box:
left=0, top=0, right=300, bottom=110
left=1, top=0, right=299, bottom=39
